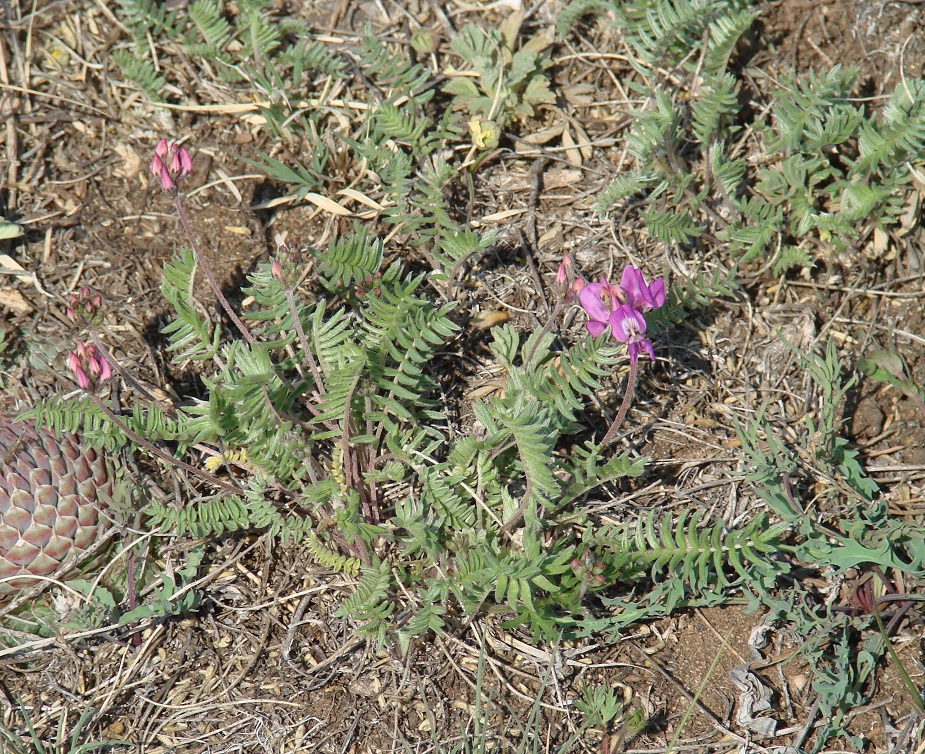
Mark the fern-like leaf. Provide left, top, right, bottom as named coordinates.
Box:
left=555, top=0, right=609, bottom=36
left=111, top=50, right=166, bottom=102
left=160, top=247, right=221, bottom=363
left=641, top=208, right=704, bottom=244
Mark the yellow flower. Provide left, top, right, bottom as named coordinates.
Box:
left=468, top=119, right=500, bottom=150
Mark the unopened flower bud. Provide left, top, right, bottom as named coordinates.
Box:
left=170, top=146, right=193, bottom=178
left=568, top=276, right=587, bottom=301
left=151, top=139, right=193, bottom=193
left=556, top=254, right=573, bottom=288
left=68, top=342, right=112, bottom=392
left=66, top=287, right=104, bottom=326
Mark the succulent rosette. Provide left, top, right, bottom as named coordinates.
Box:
left=0, top=416, right=114, bottom=596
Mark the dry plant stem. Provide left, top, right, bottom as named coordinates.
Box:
left=172, top=193, right=257, bottom=346
left=499, top=478, right=533, bottom=534
left=600, top=360, right=638, bottom=446
left=88, top=393, right=245, bottom=497
left=124, top=549, right=142, bottom=647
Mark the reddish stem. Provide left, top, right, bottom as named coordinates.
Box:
left=172, top=193, right=256, bottom=346
left=601, top=359, right=638, bottom=446
left=88, top=393, right=244, bottom=496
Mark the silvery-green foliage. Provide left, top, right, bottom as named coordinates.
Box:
left=92, top=11, right=925, bottom=738
left=571, top=1, right=925, bottom=274
left=444, top=23, right=555, bottom=126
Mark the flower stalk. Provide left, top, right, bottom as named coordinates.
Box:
left=575, top=264, right=665, bottom=446
left=151, top=139, right=256, bottom=346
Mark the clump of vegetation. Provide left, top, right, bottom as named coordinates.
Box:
left=565, top=0, right=925, bottom=275
left=7, top=0, right=923, bottom=750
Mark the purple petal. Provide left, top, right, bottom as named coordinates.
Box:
left=649, top=278, right=666, bottom=309
left=621, top=265, right=666, bottom=311
left=578, top=283, right=612, bottom=323
left=609, top=305, right=646, bottom=341
left=620, top=266, right=645, bottom=307
left=155, top=138, right=169, bottom=158
left=639, top=337, right=656, bottom=361
left=585, top=320, right=608, bottom=337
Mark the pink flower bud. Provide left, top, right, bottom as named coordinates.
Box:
left=68, top=342, right=112, bottom=391
left=271, top=259, right=284, bottom=282
left=150, top=153, right=165, bottom=179
left=556, top=254, right=573, bottom=288
left=65, top=287, right=104, bottom=325
left=158, top=165, right=175, bottom=192
left=151, top=139, right=192, bottom=192
left=179, top=147, right=192, bottom=175
left=170, top=146, right=192, bottom=177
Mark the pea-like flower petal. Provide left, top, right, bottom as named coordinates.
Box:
left=620, top=266, right=666, bottom=311
left=579, top=283, right=613, bottom=336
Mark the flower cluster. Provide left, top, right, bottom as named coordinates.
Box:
left=577, top=266, right=665, bottom=363
left=150, top=139, right=192, bottom=193
left=270, top=243, right=306, bottom=288
left=68, top=342, right=112, bottom=391
left=65, top=287, right=103, bottom=326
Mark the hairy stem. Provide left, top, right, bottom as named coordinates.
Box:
left=88, top=393, right=244, bottom=496
left=601, top=359, right=638, bottom=446
left=499, top=478, right=533, bottom=535
left=172, top=193, right=256, bottom=345
left=525, top=299, right=565, bottom=366
left=284, top=288, right=324, bottom=389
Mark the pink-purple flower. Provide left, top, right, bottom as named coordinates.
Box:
left=578, top=265, right=665, bottom=363
left=620, top=265, right=665, bottom=312
left=578, top=282, right=613, bottom=337
left=150, top=139, right=193, bottom=192
left=68, top=342, right=112, bottom=391
left=578, top=279, right=626, bottom=337
left=611, top=304, right=655, bottom=362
